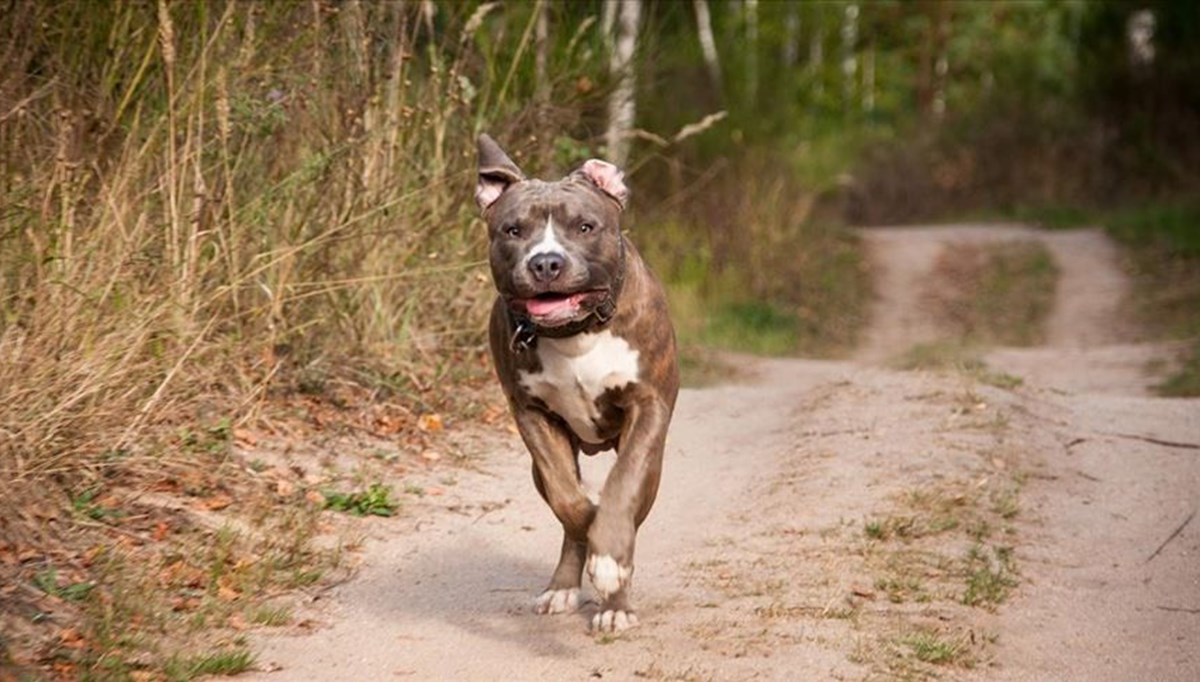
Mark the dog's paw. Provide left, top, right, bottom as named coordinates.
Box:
left=586, top=554, right=631, bottom=599
left=533, top=587, right=579, bottom=615
left=591, top=608, right=639, bottom=633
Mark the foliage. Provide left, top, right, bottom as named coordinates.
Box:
left=1105, top=201, right=1200, bottom=395
left=323, top=483, right=400, bottom=518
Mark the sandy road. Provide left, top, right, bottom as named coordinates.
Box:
left=243, top=225, right=1198, bottom=681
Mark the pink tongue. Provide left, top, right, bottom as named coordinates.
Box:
left=525, top=295, right=578, bottom=317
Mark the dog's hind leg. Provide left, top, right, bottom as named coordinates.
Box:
left=534, top=533, right=587, bottom=614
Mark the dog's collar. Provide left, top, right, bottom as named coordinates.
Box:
left=508, top=236, right=627, bottom=353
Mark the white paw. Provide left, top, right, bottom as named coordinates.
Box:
left=533, top=587, right=579, bottom=615
left=591, top=609, right=639, bottom=633
left=586, top=554, right=631, bottom=599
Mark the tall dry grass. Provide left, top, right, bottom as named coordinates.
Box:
left=0, top=0, right=606, bottom=528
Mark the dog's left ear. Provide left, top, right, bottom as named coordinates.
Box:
left=477, top=134, right=525, bottom=212
left=574, top=159, right=629, bottom=210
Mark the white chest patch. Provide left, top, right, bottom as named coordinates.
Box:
left=518, top=331, right=640, bottom=443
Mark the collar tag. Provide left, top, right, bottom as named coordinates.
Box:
left=510, top=318, right=538, bottom=353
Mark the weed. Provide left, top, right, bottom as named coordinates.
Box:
left=991, top=487, right=1020, bottom=520
left=864, top=519, right=887, bottom=540
left=32, top=568, right=94, bottom=602
left=70, top=487, right=124, bottom=522
left=1156, top=342, right=1200, bottom=397
left=962, top=544, right=1018, bottom=607
left=162, top=648, right=255, bottom=680
left=323, top=483, right=399, bottom=517
left=899, top=629, right=966, bottom=665
left=875, top=576, right=928, bottom=604
left=248, top=605, right=293, bottom=627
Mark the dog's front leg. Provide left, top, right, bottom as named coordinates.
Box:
left=586, top=385, right=671, bottom=631
left=514, top=408, right=596, bottom=615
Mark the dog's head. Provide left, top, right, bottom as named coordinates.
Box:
left=476, top=134, right=629, bottom=331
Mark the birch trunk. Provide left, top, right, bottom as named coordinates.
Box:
left=745, top=0, right=758, bottom=106
left=605, top=0, right=640, bottom=167
left=693, top=0, right=723, bottom=99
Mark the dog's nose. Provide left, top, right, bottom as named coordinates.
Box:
left=528, top=253, right=565, bottom=282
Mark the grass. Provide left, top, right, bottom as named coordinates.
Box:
left=1104, top=201, right=1200, bottom=396
left=162, top=648, right=255, bottom=681
left=323, top=483, right=399, bottom=517
left=247, top=605, right=293, bottom=627
left=641, top=163, right=871, bottom=359
left=962, top=544, right=1018, bottom=608
left=899, top=629, right=968, bottom=666
left=925, top=240, right=1059, bottom=347
left=892, top=340, right=1024, bottom=389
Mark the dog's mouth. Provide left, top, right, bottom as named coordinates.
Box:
left=514, top=290, right=607, bottom=327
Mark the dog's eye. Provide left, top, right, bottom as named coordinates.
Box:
left=579, top=222, right=595, bottom=234
left=503, top=224, right=521, bottom=238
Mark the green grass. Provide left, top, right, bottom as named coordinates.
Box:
left=892, top=341, right=1023, bottom=389
left=32, top=568, right=95, bottom=602
left=163, top=648, right=255, bottom=680
left=1156, top=344, right=1200, bottom=397
left=247, top=605, right=293, bottom=627
left=699, top=301, right=800, bottom=356
left=899, top=630, right=967, bottom=665
left=1102, top=201, right=1200, bottom=396
left=962, top=544, right=1018, bottom=608
left=1106, top=201, right=1200, bottom=259
left=323, top=483, right=399, bottom=517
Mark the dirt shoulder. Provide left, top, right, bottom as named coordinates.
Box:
left=241, top=226, right=1199, bottom=681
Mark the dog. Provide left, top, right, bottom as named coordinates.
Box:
left=475, top=135, right=679, bottom=632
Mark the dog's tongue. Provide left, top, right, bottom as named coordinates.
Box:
left=525, top=294, right=579, bottom=318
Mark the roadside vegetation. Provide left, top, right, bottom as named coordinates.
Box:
left=1106, top=202, right=1200, bottom=395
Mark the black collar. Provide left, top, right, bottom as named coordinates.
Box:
left=508, top=235, right=627, bottom=353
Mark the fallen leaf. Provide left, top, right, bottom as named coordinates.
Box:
left=152, top=521, right=170, bottom=542
left=851, top=586, right=877, bottom=599
left=417, top=413, right=444, bottom=433
left=233, top=428, right=258, bottom=447
left=420, top=450, right=441, bottom=462
left=228, top=611, right=249, bottom=630
left=59, top=627, right=87, bottom=649
left=199, top=494, right=233, bottom=511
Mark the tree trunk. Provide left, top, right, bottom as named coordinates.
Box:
left=841, top=3, right=859, bottom=113
left=605, top=0, right=640, bottom=167
left=535, top=0, right=551, bottom=170
left=783, top=4, right=800, bottom=68
left=745, top=0, right=758, bottom=107
left=693, top=0, right=723, bottom=100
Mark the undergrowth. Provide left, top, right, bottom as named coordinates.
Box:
left=1106, top=202, right=1200, bottom=395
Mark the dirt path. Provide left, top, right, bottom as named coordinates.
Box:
left=244, top=226, right=1199, bottom=680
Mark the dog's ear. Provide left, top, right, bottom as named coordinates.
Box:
left=574, top=159, right=629, bottom=210
left=476, top=134, right=525, bottom=212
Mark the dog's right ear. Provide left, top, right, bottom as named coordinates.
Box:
left=476, top=134, right=525, bottom=213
